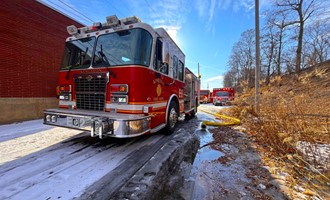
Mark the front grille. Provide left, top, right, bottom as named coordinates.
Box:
left=74, top=73, right=107, bottom=111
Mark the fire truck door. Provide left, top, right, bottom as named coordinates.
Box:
left=191, top=80, right=195, bottom=108
left=154, top=39, right=162, bottom=71
left=154, top=38, right=169, bottom=75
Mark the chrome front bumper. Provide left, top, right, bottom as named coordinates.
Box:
left=214, top=98, right=228, bottom=105
left=44, top=109, right=151, bottom=138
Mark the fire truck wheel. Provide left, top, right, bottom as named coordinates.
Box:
left=164, top=101, right=178, bottom=135
left=190, top=101, right=198, bottom=118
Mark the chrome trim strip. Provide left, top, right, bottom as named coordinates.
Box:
left=105, top=102, right=167, bottom=110
left=59, top=100, right=76, bottom=106
left=150, top=123, right=166, bottom=133
left=43, top=108, right=151, bottom=138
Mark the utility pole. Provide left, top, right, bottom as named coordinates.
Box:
left=255, top=0, right=260, bottom=113
left=198, top=63, right=200, bottom=78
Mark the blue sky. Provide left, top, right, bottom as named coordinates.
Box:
left=41, top=0, right=271, bottom=90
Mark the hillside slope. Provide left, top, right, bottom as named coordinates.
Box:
left=262, top=60, right=330, bottom=117
left=228, top=60, right=330, bottom=199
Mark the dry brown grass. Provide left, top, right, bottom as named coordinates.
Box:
left=225, top=62, right=330, bottom=198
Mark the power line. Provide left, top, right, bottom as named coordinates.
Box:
left=103, top=0, right=126, bottom=17
left=119, top=1, right=135, bottom=16
left=43, top=0, right=90, bottom=25
left=144, top=0, right=157, bottom=17
left=57, top=0, right=94, bottom=23
left=15, top=2, right=74, bottom=38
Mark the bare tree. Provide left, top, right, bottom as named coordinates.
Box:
left=276, top=0, right=320, bottom=73
left=261, top=14, right=278, bottom=84
left=227, top=29, right=256, bottom=88
left=223, top=69, right=237, bottom=87
left=303, top=20, right=330, bottom=66
left=239, top=29, right=256, bottom=87
left=270, top=11, right=293, bottom=76
left=225, top=1, right=330, bottom=89
left=227, top=42, right=243, bottom=86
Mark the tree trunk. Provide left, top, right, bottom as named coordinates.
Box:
left=266, top=41, right=275, bottom=85
left=277, top=28, right=283, bottom=75
left=295, top=2, right=304, bottom=74
left=296, top=23, right=304, bottom=74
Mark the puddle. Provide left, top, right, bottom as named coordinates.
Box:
left=193, top=129, right=224, bottom=167
left=180, top=127, right=225, bottom=199
left=183, top=127, right=253, bottom=200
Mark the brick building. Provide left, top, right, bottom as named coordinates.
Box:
left=0, top=0, right=82, bottom=124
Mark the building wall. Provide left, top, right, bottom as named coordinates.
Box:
left=0, top=0, right=82, bottom=124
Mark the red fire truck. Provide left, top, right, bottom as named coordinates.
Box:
left=199, top=89, right=211, bottom=104
left=212, top=87, right=235, bottom=106
left=209, top=91, right=214, bottom=103
left=44, top=15, right=200, bottom=138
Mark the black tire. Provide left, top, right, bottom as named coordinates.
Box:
left=164, top=101, right=178, bottom=135
left=191, top=101, right=198, bottom=117
left=185, top=101, right=197, bottom=120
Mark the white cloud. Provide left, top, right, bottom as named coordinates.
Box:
left=195, top=0, right=272, bottom=33
left=128, top=0, right=189, bottom=46
left=218, top=0, right=231, bottom=10
left=214, top=50, right=219, bottom=57
left=160, top=25, right=182, bottom=45
left=200, top=75, right=224, bottom=89
left=196, top=0, right=208, bottom=17
left=204, top=75, right=224, bottom=82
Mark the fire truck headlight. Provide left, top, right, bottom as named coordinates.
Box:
left=58, top=85, right=72, bottom=101
left=46, top=115, right=51, bottom=122
left=127, top=119, right=149, bottom=135
left=118, top=97, right=127, bottom=103
left=51, top=115, right=57, bottom=123
left=111, top=95, right=128, bottom=104
left=59, top=94, right=71, bottom=101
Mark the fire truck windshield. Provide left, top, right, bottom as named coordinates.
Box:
left=93, top=28, right=152, bottom=67
left=215, top=91, right=229, bottom=97
left=60, top=37, right=96, bottom=69
left=200, top=91, right=209, bottom=95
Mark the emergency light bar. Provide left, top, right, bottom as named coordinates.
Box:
left=67, top=15, right=141, bottom=36
left=106, top=15, right=119, bottom=26
left=93, top=22, right=102, bottom=29
left=67, top=25, right=78, bottom=35
left=121, top=16, right=141, bottom=25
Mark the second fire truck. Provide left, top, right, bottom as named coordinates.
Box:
left=199, top=89, right=211, bottom=104
left=212, top=87, right=235, bottom=106
left=44, top=15, right=200, bottom=138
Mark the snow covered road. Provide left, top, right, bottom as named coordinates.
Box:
left=0, top=120, right=168, bottom=200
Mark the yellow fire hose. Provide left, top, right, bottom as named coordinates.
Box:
left=199, top=107, right=241, bottom=128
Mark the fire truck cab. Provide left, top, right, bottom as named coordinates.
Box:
left=43, top=15, right=199, bottom=138
left=212, top=87, right=235, bottom=106
left=199, top=89, right=211, bottom=104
